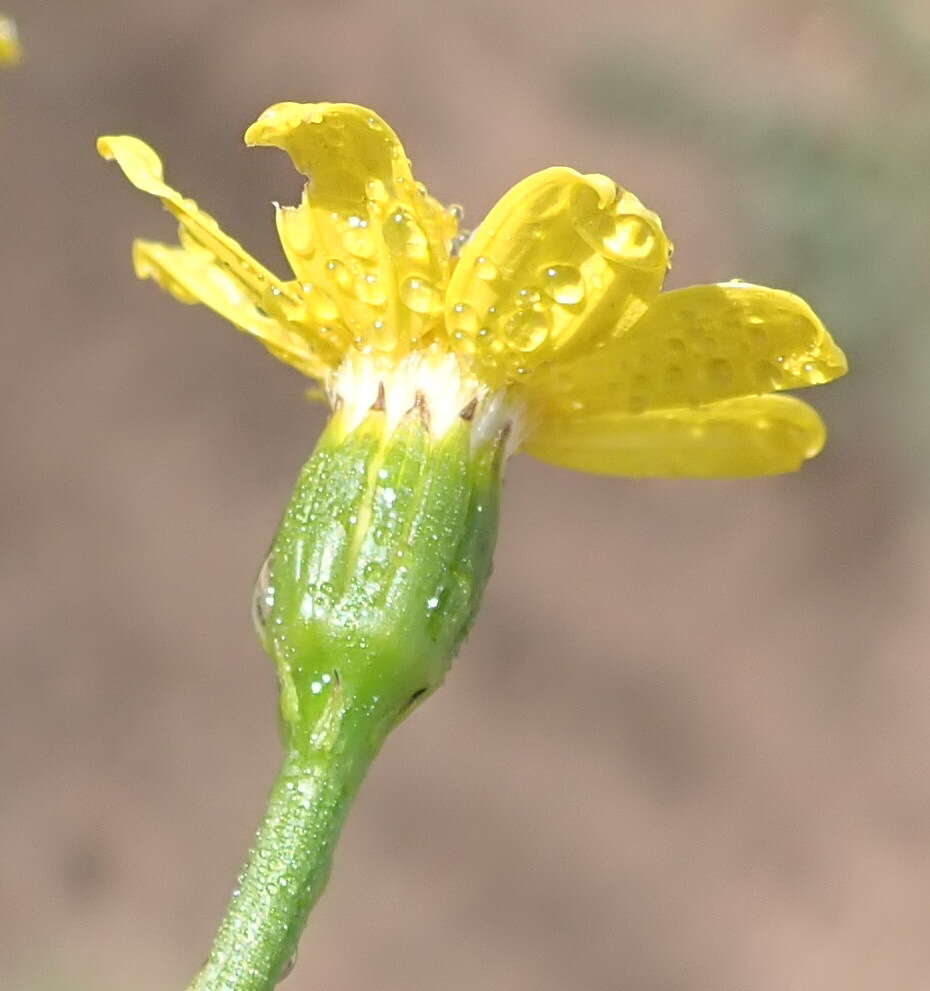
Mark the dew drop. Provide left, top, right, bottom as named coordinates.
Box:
left=400, top=276, right=441, bottom=315
left=447, top=301, right=479, bottom=335
left=450, top=231, right=471, bottom=257
left=383, top=205, right=429, bottom=261
left=343, top=217, right=376, bottom=259
left=515, top=286, right=541, bottom=305
left=447, top=203, right=465, bottom=223
left=474, top=256, right=499, bottom=281
left=367, top=318, right=395, bottom=352
left=252, top=554, right=275, bottom=639
left=505, top=306, right=551, bottom=352
left=600, top=215, right=658, bottom=262
left=303, top=284, right=340, bottom=322
left=363, top=561, right=384, bottom=581
left=355, top=272, right=387, bottom=306
left=325, top=258, right=353, bottom=291
left=278, top=951, right=298, bottom=984
left=540, top=264, right=585, bottom=305
left=365, top=178, right=389, bottom=203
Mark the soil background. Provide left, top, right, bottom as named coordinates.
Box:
left=2, top=2, right=926, bottom=989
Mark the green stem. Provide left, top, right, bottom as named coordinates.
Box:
left=186, top=748, right=372, bottom=991
left=186, top=403, right=504, bottom=989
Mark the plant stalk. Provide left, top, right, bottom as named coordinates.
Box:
left=186, top=748, right=372, bottom=991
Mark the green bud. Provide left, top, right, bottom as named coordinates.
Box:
left=254, top=397, right=506, bottom=762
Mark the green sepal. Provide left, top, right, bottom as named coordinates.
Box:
left=257, top=405, right=504, bottom=761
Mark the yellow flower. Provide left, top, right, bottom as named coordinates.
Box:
left=98, top=102, right=846, bottom=478
left=0, top=16, right=21, bottom=65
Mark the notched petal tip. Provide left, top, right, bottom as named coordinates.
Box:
left=243, top=102, right=405, bottom=190
left=245, top=101, right=391, bottom=146
left=245, top=101, right=456, bottom=357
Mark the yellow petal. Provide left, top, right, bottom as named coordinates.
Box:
left=446, top=168, right=670, bottom=386
left=526, top=281, right=848, bottom=416
left=525, top=394, right=826, bottom=478
left=97, top=135, right=280, bottom=297
left=245, top=102, right=456, bottom=357
left=0, top=16, right=21, bottom=65
left=132, top=240, right=329, bottom=379
left=98, top=134, right=342, bottom=376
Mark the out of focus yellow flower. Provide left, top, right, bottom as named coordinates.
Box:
left=98, top=102, right=846, bottom=477
left=0, top=16, right=20, bottom=65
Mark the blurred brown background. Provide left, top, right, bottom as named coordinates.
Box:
left=2, top=1, right=927, bottom=989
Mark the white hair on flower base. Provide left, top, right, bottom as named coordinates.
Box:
left=327, top=345, right=525, bottom=455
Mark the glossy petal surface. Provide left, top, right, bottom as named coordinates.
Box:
left=525, top=394, right=826, bottom=478
left=447, top=168, right=670, bottom=386
left=526, top=281, right=847, bottom=416
left=97, top=135, right=341, bottom=374
left=246, top=102, right=456, bottom=357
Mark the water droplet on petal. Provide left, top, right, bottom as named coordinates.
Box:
left=400, top=277, right=441, bottom=315
left=447, top=203, right=465, bottom=223
left=475, top=256, right=499, bottom=281
left=367, top=318, right=395, bottom=352
left=600, top=215, right=658, bottom=263
left=450, top=231, right=471, bottom=257
left=302, top=283, right=340, bottom=322
left=447, top=301, right=478, bottom=335
left=383, top=205, right=429, bottom=261
left=343, top=217, right=376, bottom=259
left=365, top=178, right=389, bottom=203
left=515, top=286, right=541, bottom=305
left=325, top=258, right=353, bottom=291
left=540, top=264, right=585, bottom=305
left=355, top=272, right=387, bottom=306
left=505, top=306, right=551, bottom=352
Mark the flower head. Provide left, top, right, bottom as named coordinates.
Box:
left=0, top=16, right=21, bottom=66
left=99, top=102, right=846, bottom=477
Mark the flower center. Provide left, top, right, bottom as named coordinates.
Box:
left=326, top=346, right=524, bottom=454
